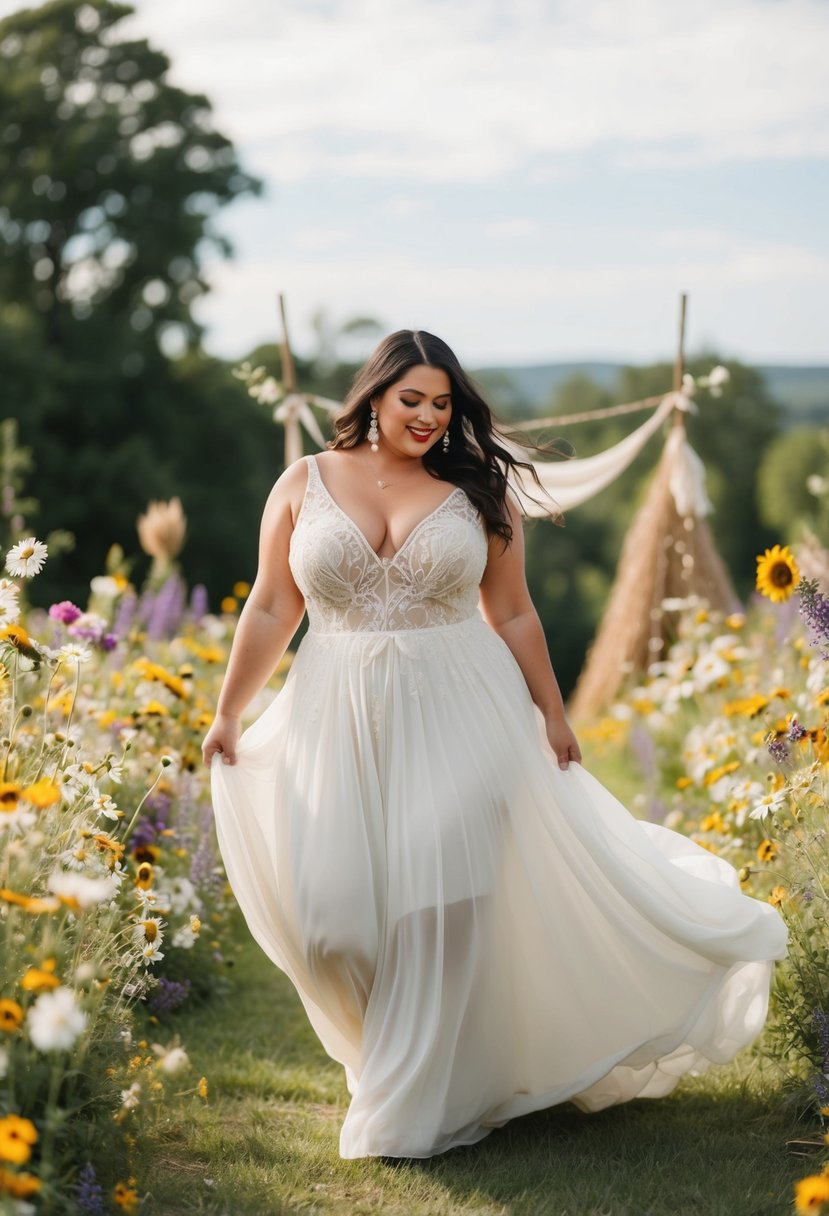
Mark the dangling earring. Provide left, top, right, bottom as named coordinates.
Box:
left=368, top=405, right=379, bottom=452
left=442, top=429, right=450, bottom=452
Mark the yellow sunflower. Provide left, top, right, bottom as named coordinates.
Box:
left=795, top=1172, right=829, bottom=1212
left=756, top=544, right=800, bottom=603
left=0, top=1114, right=38, bottom=1165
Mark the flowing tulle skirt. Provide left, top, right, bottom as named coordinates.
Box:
left=210, top=613, right=789, bottom=1159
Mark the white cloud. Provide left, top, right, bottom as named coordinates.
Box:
left=102, top=0, right=829, bottom=183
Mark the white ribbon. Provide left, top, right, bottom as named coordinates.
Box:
left=273, top=394, right=331, bottom=465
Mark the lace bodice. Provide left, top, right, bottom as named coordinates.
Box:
left=288, top=454, right=489, bottom=632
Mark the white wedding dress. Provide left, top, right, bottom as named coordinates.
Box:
left=210, top=452, right=789, bottom=1160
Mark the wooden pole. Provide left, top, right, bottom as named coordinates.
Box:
left=671, top=292, right=687, bottom=430
left=278, top=292, right=297, bottom=393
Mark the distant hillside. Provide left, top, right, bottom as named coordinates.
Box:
left=473, top=361, right=829, bottom=427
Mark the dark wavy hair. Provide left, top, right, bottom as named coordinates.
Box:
left=328, top=329, right=568, bottom=549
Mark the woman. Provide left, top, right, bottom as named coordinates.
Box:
left=203, top=329, right=789, bottom=1161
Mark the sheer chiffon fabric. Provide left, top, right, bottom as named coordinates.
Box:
left=210, top=453, right=789, bottom=1159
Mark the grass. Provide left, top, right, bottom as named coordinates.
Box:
left=134, top=901, right=818, bottom=1216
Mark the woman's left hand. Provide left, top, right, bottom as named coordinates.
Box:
left=545, top=714, right=582, bottom=770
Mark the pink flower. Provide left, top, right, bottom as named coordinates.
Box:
left=49, top=600, right=82, bottom=624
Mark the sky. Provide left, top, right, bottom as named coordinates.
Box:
left=4, top=0, right=829, bottom=367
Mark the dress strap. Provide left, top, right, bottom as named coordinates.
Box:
left=305, top=452, right=320, bottom=484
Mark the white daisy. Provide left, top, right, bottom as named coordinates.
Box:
left=57, top=642, right=93, bottom=666
left=132, top=916, right=165, bottom=950
left=139, top=940, right=165, bottom=965
left=0, top=578, right=20, bottom=625
left=27, top=986, right=87, bottom=1051
left=151, top=1043, right=191, bottom=1075
left=691, top=652, right=731, bottom=691
left=749, top=789, right=788, bottom=821
left=91, top=793, right=121, bottom=821
left=5, top=536, right=48, bottom=578
left=120, top=1080, right=142, bottom=1110
left=47, top=867, right=120, bottom=908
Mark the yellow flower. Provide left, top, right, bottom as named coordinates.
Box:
left=183, top=639, right=225, bottom=663
left=0, top=999, right=23, bottom=1032
left=768, top=885, right=787, bottom=907
left=0, top=887, right=61, bottom=914
left=704, top=761, right=740, bottom=786
left=0, top=1165, right=42, bottom=1196
left=0, top=783, right=20, bottom=813
left=675, top=775, right=694, bottom=789
left=0, top=1114, right=38, bottom=1165
left=757, top=839, right=777, bottom=863
left=197, top=1075, right=208, bottom=1099
left=795, top=1173, right=829, bottom=1212
left=21, top=965, right=61, bottom=992
left=233, top=580, right=251, bottom=598
left=113, top=1179, right=139, bottom=1212
left=756, top=544, right=800, bottom=603
left=0, top=624, right=34, bottom=653
left=21, top=779, right=60, bottom=809
left=723, top=694, right=769, bottom=718
left=221, top=596, right=238, bottom=614
left=700, top=812, right=726, bottom=833
left=135, top=862, right=154, bottom=890
left=135, top=700, right=169, bottom=717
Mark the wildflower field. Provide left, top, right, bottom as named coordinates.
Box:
left=0, top=521, right=293, bottom=1215
left=1, top=499, right=828, bottom=1214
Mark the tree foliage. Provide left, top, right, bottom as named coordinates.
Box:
left=0, top=0, right=264, bottom=606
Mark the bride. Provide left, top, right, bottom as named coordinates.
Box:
left=202, top=328, right=789, bottom=1160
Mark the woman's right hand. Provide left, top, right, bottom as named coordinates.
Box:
left=202, top=714, right=242, bottom=766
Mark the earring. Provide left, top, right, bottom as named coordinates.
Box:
left=442, top=429, right=450, bottom=452
left=368, top=406, right=379, bottom=452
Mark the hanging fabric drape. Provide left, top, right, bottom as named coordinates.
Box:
left=498, top=391, right=696, bottom=517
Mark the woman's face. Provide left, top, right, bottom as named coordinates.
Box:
left=371, top=364, right=453, bottom=458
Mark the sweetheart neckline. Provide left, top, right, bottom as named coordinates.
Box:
left=309, top=454, right=465, bottom=567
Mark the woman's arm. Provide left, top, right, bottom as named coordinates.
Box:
left=202, top=460, right=308, bottom=764
left=478, top=492, right=582, bottom=769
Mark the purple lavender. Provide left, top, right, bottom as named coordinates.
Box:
left=113, top=589, right=138, bottom=638
left=144, top=790, right=174, bottom=819
left=189, top=800, right=224, bottom=897
left=74, top=1160, right=106, bottom=1215
left=788, top=718, right=808, bottom=742
left=145, top=573, right=187, bottom=640
left=767, top=736, right=790, bottom=764
left=799, top=578, right=829, bottom=659
left=812, top=1074, right=829, bottom=1104
left=131, top=813, right=169, bottom=850
left=189, top=582, right=209, bottom=621
left=147, top=975, right=192, bottom=1017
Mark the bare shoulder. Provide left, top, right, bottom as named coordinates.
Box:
left=265, top=456, right=312, bottom=527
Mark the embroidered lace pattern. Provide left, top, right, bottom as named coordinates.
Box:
left=288, top=454, right=488, bottom=633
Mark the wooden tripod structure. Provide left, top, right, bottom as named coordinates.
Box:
left=567, top=295, right=740, bottom=721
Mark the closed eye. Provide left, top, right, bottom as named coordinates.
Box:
left=401, top=397, right=449, bottom=410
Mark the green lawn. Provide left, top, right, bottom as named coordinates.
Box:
left=135, top=901, right=817, bottom=1216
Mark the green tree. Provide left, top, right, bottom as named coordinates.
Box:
left=756, top=426, right=829, bottom=539
left=0, top=0, right=263, bottom=605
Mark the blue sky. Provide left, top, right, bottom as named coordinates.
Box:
left=4, top=0, right=828, bottom=366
